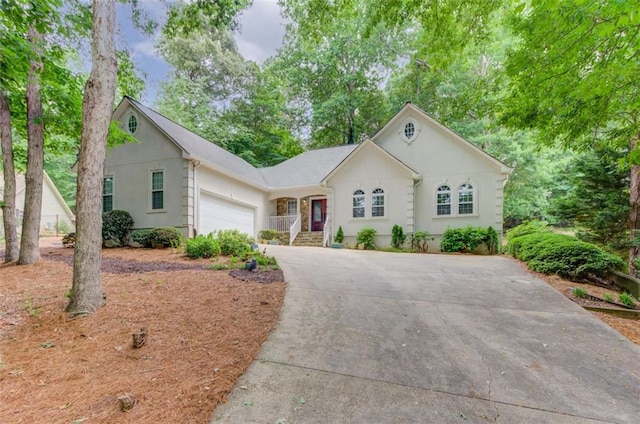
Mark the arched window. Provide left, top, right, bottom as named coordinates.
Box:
left=436, top=185, right=451, bottom=216
left=128, top=114, right=138, bottom=134
left=458, top=183, right=474, bottom=214
left=352, top=189, right=365, bottom=218
left=372, top=188, right=385, bottom=217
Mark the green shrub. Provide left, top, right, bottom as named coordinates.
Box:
left=506, top=232, right=624, bottom=279
left=391, top=224, right=406, bottom=249
left=216, top=229, right=254, bottom=256
left=619, top=293, right=636, bottom=307
left=102, top=210, right=134, bottom=245
left=356, top=227, right=376, bottom=250
left=485, top=226, right=499, bottom=254
left=131, top=229, right=153, bottom=247
left=440, top=227, right=486, bottom=253
left=506, top=220, right=550, bottom=240
left=602, top=293, right=614, bottom=302
left=186, top=235, right=221, bottom=258
left=149, top=227, right=183, bottom=248
left=334, top=226, right=344, bottom=243
left=259, top=229, right=279, bottom=241
left=572, top=287, right=588, bottom=298
left=412, top=231, right=434, bottom=253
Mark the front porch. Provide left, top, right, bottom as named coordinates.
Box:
left=266, top=195, right=331, bottom=246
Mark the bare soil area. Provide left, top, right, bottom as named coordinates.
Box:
left=0, top=243, right=285, bottom=424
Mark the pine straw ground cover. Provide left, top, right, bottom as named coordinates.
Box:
left=0, top=245, right=285, bottom=423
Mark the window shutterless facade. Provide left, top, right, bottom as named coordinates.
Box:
left=103, top=176, right=113, bottom=212
left=151, top=170, right=164, bottom=210
left=352, top=189, right=365, bottom=218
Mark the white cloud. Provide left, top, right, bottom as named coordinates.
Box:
left=234, top=0, right=286, bottom=63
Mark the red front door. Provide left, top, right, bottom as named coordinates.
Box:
left=311, top=199, right=327, bottom=232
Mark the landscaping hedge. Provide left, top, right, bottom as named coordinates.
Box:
left=506, top=231, right=624, bottom=279
left=440, top=226, right=499, bottom=254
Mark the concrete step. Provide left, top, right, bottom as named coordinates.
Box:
left=292, top=232, right=324, bottom=247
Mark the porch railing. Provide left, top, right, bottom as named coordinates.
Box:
left=322, top=217, right=331, bottom=247
left=269, top=214, right=298, bottom=232
left=289, top=214, right=301, bottom=246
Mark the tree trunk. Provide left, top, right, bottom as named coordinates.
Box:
left=18, top=25, right=44, bottom=265
left=0, top=93, right=19, bottom=262
left=66, top=0, right=117, bottom=315
left=629, top=136, right=640, bottom=276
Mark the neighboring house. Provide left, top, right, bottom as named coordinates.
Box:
left=106, top=97, right=511, bottom=249
left=0, top=171, right=75, bottom=235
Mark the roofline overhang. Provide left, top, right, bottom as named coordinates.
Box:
left=184, top=153, right=269, bottom=191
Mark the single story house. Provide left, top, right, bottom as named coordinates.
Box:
left=0, top=171, right=75, bottom=235
left=105, top=97, right=511, bottom=249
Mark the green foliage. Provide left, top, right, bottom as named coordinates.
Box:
left=506, top=232, right=624, bottom=280
left=572, top=287, right=588, bottom=299
left=131, top=229, right=153, bottom=248
left=259, top=229, right=279, bottom=241
left=185, top=234, right=221, bottom=259
left=148, top=227, right=183, bottom=248
left=506, top=221, right=550, bottom=240
left=391, top=224, right=406, bottom=249
left=618, top=293, right=636, bottom=308
left=485, top=226, right=499, bottom=254
left=215, top=229, right=254, bottom=257
left=412, top=231, right=434, bottom=253
left=440, top=226, right=494, bottom=253
left=546, top=149, right=629, bottom=250
left=102, top=210, right=134, bottom=245
left=602, top=293, right=614, bottom=302
left=334, top=226, right=344, bottom=243
left=355, top=227, right=376, bottom=250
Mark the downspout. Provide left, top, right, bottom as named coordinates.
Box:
left=412, top=175, right=422, bottom=243
left=192, top=160, right=201, bottom=238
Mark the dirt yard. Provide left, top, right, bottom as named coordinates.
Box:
left=0, top=242, right=285, bottom=423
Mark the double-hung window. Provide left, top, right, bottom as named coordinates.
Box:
left=103, top=176, right=113, bottom=213
left=352, top=190, right=365, bottom=218
left=458, top=183, right=474, bottom=214
left=371, top=188, right=385, bottom=217
left=286, top=199, right=297, bottom=215
left=151, top=170, right=164, bottom=210
left=436, top=185, right=452, bottom=216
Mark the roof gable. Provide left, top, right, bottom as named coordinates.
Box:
left=371, top=103, right=512, bottom=174
left=114, top=97, right=268, bottom=188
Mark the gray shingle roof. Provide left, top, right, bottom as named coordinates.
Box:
left=127, top=98, right=267, bottom=187
left=259, top=144, right=358, bottom=188
left=125, top=97, right=360, bottom=190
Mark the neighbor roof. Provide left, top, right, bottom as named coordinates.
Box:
left=124, top=97, right=268, bottom=187
left=259, top=144, right=358, bottom=188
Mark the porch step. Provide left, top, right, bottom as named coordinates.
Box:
left=292, top=231, right=324, bottom=247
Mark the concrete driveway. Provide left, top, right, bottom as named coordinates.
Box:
left=211, top=247, right=640, bottom=423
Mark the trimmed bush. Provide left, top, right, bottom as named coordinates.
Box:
left=334, top=226, right=344, bottom=243
left=506, top=220, right=549, bottom=240
left=216, top=229, right=254, bottom=256
left=259, top=229, right=279, bottom=241
left=391, top=224, right=406, bottom=249
left=148, top=227, right=182, bottom=248
left=186, top=235, right=221, bottom=258
left=102, top=210, right=134, bottom=246
left=506, top=232, right=624, bottom=279
left=440, top=226, right=488, bottom=253
left=356, top=227, right=376, bottom=250
left=131, top=229, right=153, bottom=247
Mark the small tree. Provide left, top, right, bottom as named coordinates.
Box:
left=356, top=227, right=376, bottom=250
left=391, top=224, right=406, bottom=249
left=334, top=225, right=344, bottom=243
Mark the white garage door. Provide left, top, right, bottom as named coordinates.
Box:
left=199, top=192, right=255, bottom=237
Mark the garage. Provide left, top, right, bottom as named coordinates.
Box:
left=198, top=192, right=256, bottom=237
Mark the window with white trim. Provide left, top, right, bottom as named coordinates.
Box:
left=128, top=113, right=138, bottom=134
left=404, top=122, right=415, bottom=139
left=352, top=189, right=365, bottom=218
left=286, top=199, right=297, bottom=215
left=458, top=183, right=474, bottom=214
left=436, top=185, right=451, bottom=216
left=151, top=170, right=164, bottom=210
left=103, top=176, right=113, bottom=213
left=371, top=188, right=385, bottom=217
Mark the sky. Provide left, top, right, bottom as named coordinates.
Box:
left=116, top=0, right=286, bottom=104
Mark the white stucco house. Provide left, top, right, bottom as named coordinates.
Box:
left=105, top=97, right=511, bottom=249
left=0, top=171, right=75, bottom=235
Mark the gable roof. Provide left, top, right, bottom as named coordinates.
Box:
left=322, top=139, right=420, bottom=183
left=0, top=171, right=75, bottom=219
left=371, top=102, right=512, bottom=174
left=118, top=97, right=268, bottom=188
left=259, top=144, right=358, bottom=188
